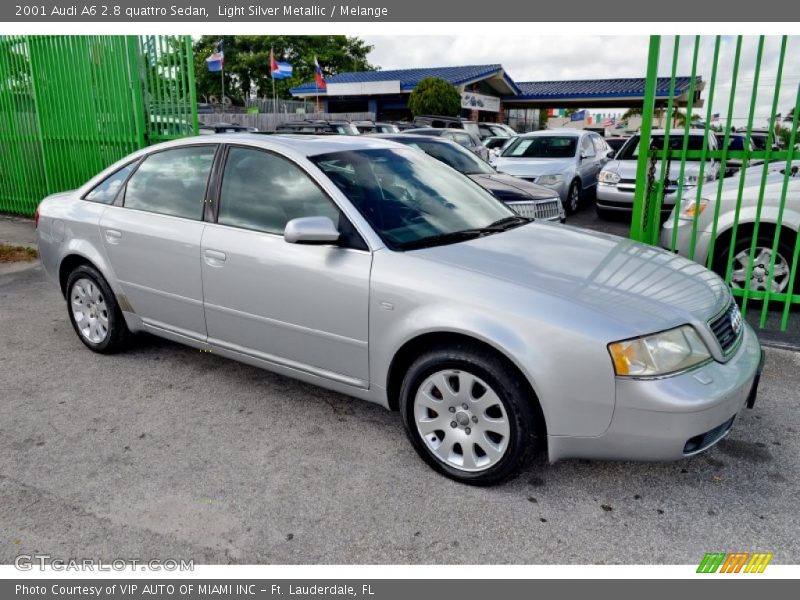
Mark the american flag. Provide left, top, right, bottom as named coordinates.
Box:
left=712, top=113, right=721, bottom=122
left=601, top=116, right=616, bottom=128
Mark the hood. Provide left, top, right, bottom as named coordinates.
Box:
left=468, top=173, right=559, bottom=201
left=493, top=157, right=575, bottom=178
left=413, top=222, right=729, bottom=334
left=605, top=159, right=705, bottom=180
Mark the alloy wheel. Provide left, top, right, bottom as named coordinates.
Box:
left=730, top=247, right=790, bottom=293
left=413, top=369, right=510, bottom=473
left=70, top=277, right=109, bottom=344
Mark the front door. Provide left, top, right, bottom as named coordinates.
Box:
left=200, top=146, right=372, bottom=387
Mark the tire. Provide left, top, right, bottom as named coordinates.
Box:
left=565, top=179, right=581, bottom=215
left=713, top=232, right=797, bottom=296
left=399, top=343, right=541, bottom=486
left=66, top=264, right=129, bottom=353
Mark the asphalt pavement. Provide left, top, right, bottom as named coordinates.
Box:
left=1, top=252, right=798, bottom=564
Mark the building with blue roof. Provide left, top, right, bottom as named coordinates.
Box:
left=290, top=64, right=703, bottom=130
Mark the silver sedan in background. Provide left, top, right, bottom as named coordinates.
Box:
left=493, top=129, right=614, bottom=214
left=37, top=135, right=762, bottom=485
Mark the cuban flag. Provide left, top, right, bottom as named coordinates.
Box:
left=206, top=41, right=224, bottom=72
left=270, top=49, right=293, bottom=80
left=314, top=56, right=326, bottom=90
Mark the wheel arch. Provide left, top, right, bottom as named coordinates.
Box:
left=385, top=331, right=548, bottom=438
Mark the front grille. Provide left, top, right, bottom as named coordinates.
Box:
left=507, top=199, right=561, bottom=221
left=708, top=300, right=744, bottom=354
left=683, top=416, right=735, bottom=454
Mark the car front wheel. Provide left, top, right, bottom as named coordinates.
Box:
left=714, top=233, right=796, bottom=295
left=565, top=180, right=581, bottom=214
left=399, top=344, right=540, bottom=485
left=66, top=264, right=129, bottom=353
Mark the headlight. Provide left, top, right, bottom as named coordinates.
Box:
left=598, top=171, right=621, bottom=185
left=608, top=325, right=711, bottom=377
left=679, top=198, right=709, bottom=220
left=537, top=174, right=563, bottom=186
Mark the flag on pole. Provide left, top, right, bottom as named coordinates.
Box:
left=570, top=109, right=586, bottom=122
left=602, top=116, right=616, bottom=128
left=314, top=56, right=326, bottom=90
left=712, top=113, right=721, bottom=122
left=206, top=41, right=224, bottom=72
left=270, top=48, right=293, bottom=79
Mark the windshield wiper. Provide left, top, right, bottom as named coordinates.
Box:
left=395, top=217, right=532, bottom=251
left=485, top=215, right=534, bottom=230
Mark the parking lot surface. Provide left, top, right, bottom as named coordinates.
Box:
left=1, top=256, right=798, bottom=565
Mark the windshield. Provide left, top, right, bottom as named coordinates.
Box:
left=310, top=148, right=515, bottom=249
left=750, top=134, right=768, bottom=150
left=616, top=134, right=708, bottom=160
left=377, top=124, right=400, bottom=133
left=501, top=136, right=577, bottom=158
left=398, top=139, right=495, bottom=175
left=727, top=136, right=747, bottom=151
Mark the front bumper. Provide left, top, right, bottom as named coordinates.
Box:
left=596, top=183, right=685, bottom=212
left=548, top=322, right=762, bottom=462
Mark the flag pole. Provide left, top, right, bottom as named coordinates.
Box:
left=271, top=47, right=276, bottom=114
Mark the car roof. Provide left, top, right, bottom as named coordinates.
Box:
left=519, top=128, right=583, bottom=137
left=142, top=133, right=405, bottom=158
left=403, top=128, right=447, bottom=135
left=649, top=129, right=709, bottom=136
left=373, top=133, right=455, bottom=144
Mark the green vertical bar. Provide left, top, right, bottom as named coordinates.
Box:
left=669, top=35, right=701, bottom=252
left=778, top=82, right=800, bottom=329
left=696, top=553, right=714, bottom=573
left=630, top=35, right=661, bottom=243
left=652, top=35, right=679, bottom=247
left=687, top=36, right=722, bottom=261
left=706, top=36, right=743, bottom=271
left=746, top=36, right=786, bottom=316
left=724, top=36, right=765, bottom=297
left=127, top=36, right=147, bottom=150
left=185, top=35, right=199, bottom=136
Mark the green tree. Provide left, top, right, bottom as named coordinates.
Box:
left=407, top=77, right=461, bottom=117
left=193, top=35, right=375, bottom=105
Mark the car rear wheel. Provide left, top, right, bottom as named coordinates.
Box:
left=566, top=180, right=581, bottom=214
left=399, top=344, right=540, bottom=486
left=66, top=264, right=129, bottom=353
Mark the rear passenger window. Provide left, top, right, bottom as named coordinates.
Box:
left=84, top=163, right=136, bottom=204
left=218, top=147, right=339, bottom=235
left=124, top=146, right=216, bottom=219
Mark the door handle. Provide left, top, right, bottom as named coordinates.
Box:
left=203, top=249, right=227, bottom=266
left=104, top=229, right=122, bottom=244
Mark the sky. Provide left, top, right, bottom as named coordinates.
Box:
left=362, top=35, right=800, bottom=127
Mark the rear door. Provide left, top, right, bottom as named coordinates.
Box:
left=99, top=144, right=217, bottom=340
left=579, top=134, right=600, bottom=189
left=200, top=145, right=372, bottom=386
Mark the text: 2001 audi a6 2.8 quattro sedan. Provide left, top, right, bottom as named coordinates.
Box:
left=36, top=135, right=764, bottom=485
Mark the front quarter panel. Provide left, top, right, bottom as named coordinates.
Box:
left=369, top=249, right=619, bottom=437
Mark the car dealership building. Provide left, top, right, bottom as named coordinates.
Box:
left=290, top=64, right=703, bottom=132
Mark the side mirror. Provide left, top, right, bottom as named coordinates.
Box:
left=284, top=216, right=340, bottom=245
left=580, top=150, right=593, bottom=160
left=606, top=150, right=616, bottom=159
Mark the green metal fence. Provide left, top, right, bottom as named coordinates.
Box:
left=0, top=35, right=197, bottom=217
left=632, top=35, right=800, bottom=332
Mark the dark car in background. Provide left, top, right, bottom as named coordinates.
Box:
left=275, top=120, right=360, bottom=135
left=377, top=134, right=565, bottom=222
left=402, top=127, right=490, bottom=161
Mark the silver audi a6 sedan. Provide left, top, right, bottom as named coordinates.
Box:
left=37, top=135, right=763, bottom=485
